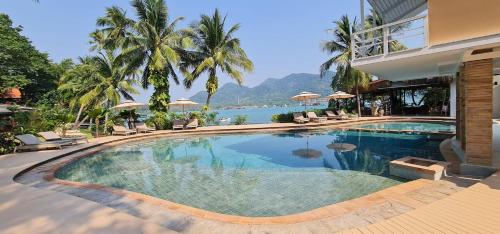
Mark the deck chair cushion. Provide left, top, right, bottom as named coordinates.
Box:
left=16, top=134, right=43, bottom=145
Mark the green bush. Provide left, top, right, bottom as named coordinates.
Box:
left=188, top=111, right=218, bottom=127
left=234, top=115, right=248, bottom=125
left=0, top=132, right=20, bottom=155
left=146, top=111, right=185, bottom=130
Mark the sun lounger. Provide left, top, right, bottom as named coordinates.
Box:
left=186, top=119, right=198, bottom=129
left=293, top=112, right=309, bottom=124
left=172, top=119, right=185, bottom=130
left=325, top=111, right=348, bottom=120
left=112, top=125, right=136, bottom=136
left=136, top=122, right=155, bottom=133
left=14, top=134, right=63, bottom=153
left=38, top=131, right=88, bottom=144
left=307, top=112, right=327, bottom=123
left=339, top=110, right=352, bottom=119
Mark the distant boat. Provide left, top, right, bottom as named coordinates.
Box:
left=219, top=117, right=231, bottom=123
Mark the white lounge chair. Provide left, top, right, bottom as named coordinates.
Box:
left=186, top=119, right=198, bottom=129
left=293, top=112, right=309, bottom=124
left=307, top=112, right=327, bottom=123
left=112, top=125, right=136, bottom=136
left=38, top=131, right=88, bottom=144
left=339, top=110, right=352, bottom=119
left=325, top=111, right=347, bottom=120
left=14, top=134, right=63, bottom=153
left=136, top=122, right=155, bottom=133
left=172, top=119, right=185, bottom=130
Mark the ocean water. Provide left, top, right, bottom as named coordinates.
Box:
left=56, top=130, right=447, bottom=217
left=214, top=105, right=328, bottom=124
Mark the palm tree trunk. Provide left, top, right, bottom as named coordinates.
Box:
left=206, top=93, right=212, bottom=108
left=355, top=79, right=361, bottom=117
left=95, top=117, right=99, bottom=138
left=73, top=105, right=85, bottom=129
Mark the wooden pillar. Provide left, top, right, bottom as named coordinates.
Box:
left=463, top=59, right=493, bottom=166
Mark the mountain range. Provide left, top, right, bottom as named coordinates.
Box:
left=189, top=73, right=334, bottom=107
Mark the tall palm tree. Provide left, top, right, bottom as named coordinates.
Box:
left=182, top=9, right=254, bottom=108
left=320, top=15, right=370, bottom=117
left=59, top=51, right=138, bottom=128
left=90, top=6, right=134, bottom=51
left=117, top=0, right=189, bottom=112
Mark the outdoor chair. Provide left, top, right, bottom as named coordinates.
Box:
left=136, top=122, right=155, bottom=133
left=14, top=134, right=64, bottom=153
left=112, top=125, right=136, bottom=136
left=172, top=119, right=185, bottom=130
left=307, top=112, right=327, bottom=123
left=293, top=112, right=309, bottom=124
left=186, top=119, right=198, bottom=129
left=325, top=111, right=348, bottom=120
left=38, top=131, right=88, bottom=144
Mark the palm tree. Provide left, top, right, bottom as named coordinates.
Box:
left=320, top=15, right=370, bottom=117
left=90, top=6, right=134, bottom=51
left=116, top=0, right=189, bottom=112
left=182, top=9, right=253, bottom=108
left=59, top=51, right=138, bottom=128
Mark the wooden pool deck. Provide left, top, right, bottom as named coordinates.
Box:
left=342, top=171, right=500, bottom=233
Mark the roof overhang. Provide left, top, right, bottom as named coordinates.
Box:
left=352, top=33, right=500, bottom=81
left=368, top=0, right=428, bottom=23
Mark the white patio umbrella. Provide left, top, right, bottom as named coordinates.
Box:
left=111, top=100, right=147, bottom=128
left=291, top=91, right=321, bottom=111
left=327, top=91, right=355, bottom=100
left=111, top=100, right=147, bottom=111
left=169, top=98, right=199, bottom=115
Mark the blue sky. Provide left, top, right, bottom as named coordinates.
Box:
left=0, top=0, right=363, bottom=102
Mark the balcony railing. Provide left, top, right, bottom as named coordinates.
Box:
left=352, top=15, right=428, bottom=60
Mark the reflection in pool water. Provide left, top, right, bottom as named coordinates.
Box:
left=56, top=130, right=447, bottom=217
left=357, top=121, right=456, bottom=132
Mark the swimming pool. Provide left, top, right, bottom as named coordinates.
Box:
left=356, top=121, right=455, bottom=132
left=55, top=130, right=447, bottom=217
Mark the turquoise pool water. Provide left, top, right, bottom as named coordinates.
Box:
left=357, top=121, right=455, bottom=132
left=56, top=130, right=447, bottom=217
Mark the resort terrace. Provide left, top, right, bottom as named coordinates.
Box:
left=2, top=116, right=500, bottom=233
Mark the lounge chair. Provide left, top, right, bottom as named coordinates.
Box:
left=14, top=134, right=63, bottom=153
left=293, top=112, right=309, bottom=124
left=172, top=119, right=185, bottom=130
left=339, top=110, right=352, bottom=119
left=186, top=119, right=198, bottom=129
left=325, top=111, right=348, bottom=120
left=307, top=112, right=327, bottom=123
left=112, top=125, right=136, bottom=136
left=136, top=122, right=155, bottom=133
left=38, top=131, right=88, bottom=144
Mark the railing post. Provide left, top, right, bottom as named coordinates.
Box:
left=424, top=15, right=429, bottom=47
left=383, top=26, right=389, bottom=55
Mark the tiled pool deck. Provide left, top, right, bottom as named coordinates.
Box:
left=2, top=116, right=498, bottom=233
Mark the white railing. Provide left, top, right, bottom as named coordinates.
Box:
left=352, top=15, right=428, bottom=60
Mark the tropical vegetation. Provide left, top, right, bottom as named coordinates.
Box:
left=182, top=9, right=254, bottom=109
left=0, top=1, right=255, bottom=154
left=320, top=15, right=370, bottom=117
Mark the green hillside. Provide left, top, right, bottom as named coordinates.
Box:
left=190, top=73, right=334, bottom=107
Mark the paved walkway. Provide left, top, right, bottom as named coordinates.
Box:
left=4, top=116, right=494, bottom=234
